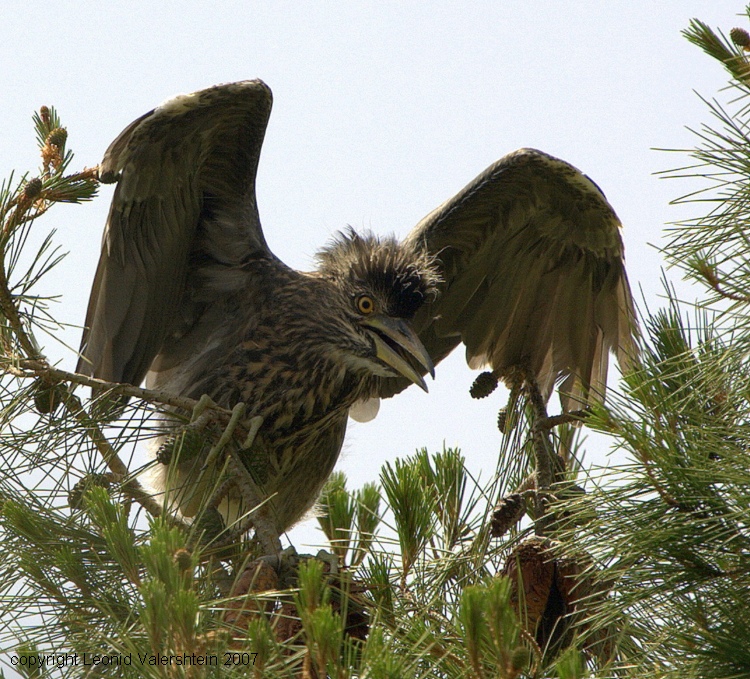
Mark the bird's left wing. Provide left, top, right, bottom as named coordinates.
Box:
left=378, top=148, right=637, bottom=409
left=77, top=80, right=273, bottom=387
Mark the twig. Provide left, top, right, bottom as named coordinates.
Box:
left=58, top=389, right=167, bottom=519
left=523, top=367, right=555, bottom=493
left=518, top=627, right=542, bottom=678
left=3, top=358, right=234, bottom=417
left=2, top=168, right=99, bottom=235
left=537, top=410, right=587, bottom=430
left=631, top=442, right=682, bottom=509
left=2, top=357, right=246, bottom=524
left=205, top=468, right=235, bottom=511
left=521, top=367, right=566, bottom=535
left=0, top=265, right=40, bottom=358
left=698, top=262, right=750, bottom=303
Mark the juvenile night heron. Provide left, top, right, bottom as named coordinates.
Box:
left=78, top=80, right=636, bottom=542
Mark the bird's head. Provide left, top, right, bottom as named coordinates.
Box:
left=316, top=229, right=439, bottom=390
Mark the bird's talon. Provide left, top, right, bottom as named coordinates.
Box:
left=242, top=415, right=264, bottom=449
left=190, top=394, right=218, bottom=422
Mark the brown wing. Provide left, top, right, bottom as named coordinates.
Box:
left=379, top=148, right=637, bottom=409
left=77, top=80, right=273, bottom=386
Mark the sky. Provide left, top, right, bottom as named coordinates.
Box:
left=0, top=0, right=745, bottom=620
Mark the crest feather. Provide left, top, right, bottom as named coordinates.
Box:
left=316, top=228, right=440, bottom=318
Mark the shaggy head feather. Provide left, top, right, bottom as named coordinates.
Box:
left=316, top=228, right=440, bottom=318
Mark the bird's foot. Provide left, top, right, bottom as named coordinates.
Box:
left=187, top=408, right=262, bottom=517
left=154, top=395, right=226, bottom=466
left=159, top=397, right=258, bottom=466
left=200, top=402, right=248, bottom=470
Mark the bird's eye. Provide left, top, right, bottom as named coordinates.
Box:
left=356, top=295, right=375, bottom=315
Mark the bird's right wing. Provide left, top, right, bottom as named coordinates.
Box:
left=77, top=80, right=274, bottom=387
left=378, top=148, right=638, bottom=409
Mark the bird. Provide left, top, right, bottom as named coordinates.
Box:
left=77, top=80, right=636, bottom=543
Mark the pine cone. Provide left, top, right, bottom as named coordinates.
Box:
left=490, top=492, right=526, bottom=537
left=470, top=371, right=499, bottom=399
left=731, top=27, right=750, bottom=49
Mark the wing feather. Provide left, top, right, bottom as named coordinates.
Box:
left=78, top=80, right=273, bottom=386
left=379, top=148, right=637, bottom=406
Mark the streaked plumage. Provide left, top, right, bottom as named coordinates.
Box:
left=78, top=80, right=636, bottom=537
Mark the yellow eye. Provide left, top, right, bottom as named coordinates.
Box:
left=356, top=295, right=375, bottom=315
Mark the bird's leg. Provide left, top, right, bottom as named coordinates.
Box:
left=184, top=402, right=249, bottom=511
left=486, top=368, right=572, bottom=535
left=204, top=459, right=235, bottom=511
left=201, top=415, right=281, bottom=553
left=224, top=448, right=282, bottom=554
left=201, top=414, right=281, bottom=555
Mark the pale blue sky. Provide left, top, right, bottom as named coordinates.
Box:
left=0, top=1, right=744, bottom=610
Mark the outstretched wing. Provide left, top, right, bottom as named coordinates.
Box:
left=77, top=80, right=274, bottom=387
left=380, top=148, right=637, bottom=409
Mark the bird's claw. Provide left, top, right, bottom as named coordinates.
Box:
left=190, top=394, right=219, bottom=422
left=200, top=402, right=247, bottom=472
left=242, top=415, right=263, bottom=449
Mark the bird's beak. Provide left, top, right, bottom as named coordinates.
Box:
left=361, top=315, right=435, bottom=392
